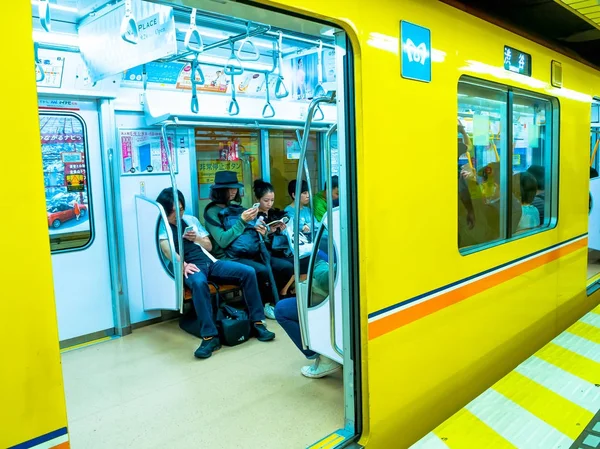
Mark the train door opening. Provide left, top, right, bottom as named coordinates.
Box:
left=31, top=1, right=360, bottom=447
left=588, top=99, right=600, bottom=285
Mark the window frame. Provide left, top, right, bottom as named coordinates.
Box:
left=458, top=75, right=560, bottom=256
left=41, top=111, right=95, bottom=254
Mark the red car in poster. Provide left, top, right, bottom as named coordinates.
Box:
left=47, top=203, right=87, bottom=229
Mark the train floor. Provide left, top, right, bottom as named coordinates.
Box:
left=412, top=303, right=600, bottom=449
left=61, top=319, right=344, bottom=449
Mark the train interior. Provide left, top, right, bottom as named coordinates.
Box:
left=32, top=0, right=357, bottom=447
left=589, top=100, right=600, bottom=282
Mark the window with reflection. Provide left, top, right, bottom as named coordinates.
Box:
left=195, top=128, right=261, bottom=215
left=41, top=113, right=92, bottom=252
left=268, top=130, right=319, bottom=209
left=457, top=77, right=558, bottom=253
left=308, top=225, right=338, bottom=308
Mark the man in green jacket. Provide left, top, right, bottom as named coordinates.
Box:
left=313, top=175, right=339, bottom=222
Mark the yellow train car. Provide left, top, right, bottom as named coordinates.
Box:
left=3, top=0, right=600, bottom=448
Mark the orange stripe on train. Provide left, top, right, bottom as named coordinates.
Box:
left=368, top=238, right=587, bottom=340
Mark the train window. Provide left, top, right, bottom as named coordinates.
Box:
left=268, top=130, right=319, bottom=209
left=511, top=94, right=555, bottom=233
left=41, top=113, right=93, bottom=252
left=195, top=128, right=261, bottom=214
left=457, top=80, right=509, bottom=249
left=457, top=77, right=558, bottom=253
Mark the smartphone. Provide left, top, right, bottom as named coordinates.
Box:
left=252, top=203, right=260, bottom=209
left=184, top=225, right=194, bottom=234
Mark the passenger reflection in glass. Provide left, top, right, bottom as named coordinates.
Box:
left=156, top=188, right=274, bottom=359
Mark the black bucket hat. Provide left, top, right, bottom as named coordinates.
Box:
left=212, top=170, right=244, bottom=189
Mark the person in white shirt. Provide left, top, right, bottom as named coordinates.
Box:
left=156, top=188, right=275, bottom=359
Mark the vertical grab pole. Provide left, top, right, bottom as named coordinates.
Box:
left=161, top=123, right=184, bottom=313
left=294, top=92, right=336, bottom=349
left=295, top=128, right=315, bottom=243
left=325, top=124, right=342, bottom=357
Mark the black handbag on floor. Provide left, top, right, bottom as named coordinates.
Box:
left=212, top=283, right=251, bottom=346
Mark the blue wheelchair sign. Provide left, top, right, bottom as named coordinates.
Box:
left=400, top=21, right=431, bottom=83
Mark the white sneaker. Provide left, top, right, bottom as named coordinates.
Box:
left=301, top=355, right=341, bottom=379
left=264, top=303, right=276, bottom=320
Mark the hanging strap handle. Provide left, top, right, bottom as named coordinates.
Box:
left=184, top=8, right=204, bottom=53
left=39, top=0, right=51, bottom=32
left=190, top=58, right=205, bottom=114
left=227, top=72, right=240, bottom=116
left=274, top=32, right=289, bottom=99
left=120, top=0, right=139, bottom=44
left=313, top=103, right=325, bottom=121
left=262, top=72, right=275, bottom=118
left=224, top=40, right=244, bottom=76
left=236, top=23, right=260, bottom=62
left=34, top=43, right=45, bottom=82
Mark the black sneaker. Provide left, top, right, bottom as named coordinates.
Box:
left=194, top=337, right=221, bottom=359
left=253, top=323, right=275, bottom=342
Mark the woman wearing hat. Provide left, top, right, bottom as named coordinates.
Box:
left=203, top=171, right=291, bottom=319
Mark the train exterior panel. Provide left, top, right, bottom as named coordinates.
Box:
left=0, top=1, right=69, bottom=448
left=259, top=0, right=600, bottom=446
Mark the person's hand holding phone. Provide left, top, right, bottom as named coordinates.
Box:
left=242, top=208, right=258, bottom=222
left=183, top=226, right=196, bottom=241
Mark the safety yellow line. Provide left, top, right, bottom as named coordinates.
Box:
left=536, top=343, right=600, bottom=385
left=434, top=408, right=516, bottom=449
left=568, top=321, right=600, bottom=345
left=60, top=336, right=112, bottom=353
left=492, top=371, right=593, bottom=440
left=308, top=433, right=344, bottom=449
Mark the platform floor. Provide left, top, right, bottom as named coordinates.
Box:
left=60, top=319, right=344, bottom=449
left=412, top=304, right=600, bottom=449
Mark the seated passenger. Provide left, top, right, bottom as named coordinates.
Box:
left=275, top=253, right=341, bottom=379
left=313, top=176, right=339, bottom=222
left=156, top=188, right=274, bottom=359
left=203, top=171, right=293, bottom=320
left=526, top=165, right=545, bottom=224
left=517, top=172, right=540, bottom=231
left=284, top=179, right=314, bottom=234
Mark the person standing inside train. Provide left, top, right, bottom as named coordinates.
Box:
left=156, top=188, right=274, bottom=359
left=203, top=171, right=291, bottom=319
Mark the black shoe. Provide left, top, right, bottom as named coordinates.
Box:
left=253, top=323, right=275, bottom=342
left=194, top=337, right=221, bottom=359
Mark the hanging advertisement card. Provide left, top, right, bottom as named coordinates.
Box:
left=119, top=129, right=179, bottom=175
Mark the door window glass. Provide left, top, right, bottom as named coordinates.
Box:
left=195, top=128, right=261, bottom=215
left=41, top=113, right=92, bottom=251
left=268, top=130, right=319, bottom=209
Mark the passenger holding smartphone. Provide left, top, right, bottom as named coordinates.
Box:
left=204, top=172, right=294, bottom=320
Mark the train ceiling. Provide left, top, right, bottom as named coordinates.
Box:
left=445, top=0, right=600, bottom=69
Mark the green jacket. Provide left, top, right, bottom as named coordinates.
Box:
left=313, top=191, right=328, bottom=222
left=204, top=204, right=246, bottom=259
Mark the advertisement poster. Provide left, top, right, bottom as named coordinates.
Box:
left=119, top=129, right=178, bottom=175
left=284, top=50, right=335, bottom=101
left=40, top=114, right=90, bottom=236
left=285, top=139, right=301, bottom=160
left=176, top=64, right=229, bottom=93
left=36, top=56, right=66, bottom=89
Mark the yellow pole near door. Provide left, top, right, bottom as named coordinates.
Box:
left=0, top=3, right=69, bottom=448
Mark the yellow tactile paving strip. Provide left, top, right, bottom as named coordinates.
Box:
left=411, top=306, right=600, bottom=449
